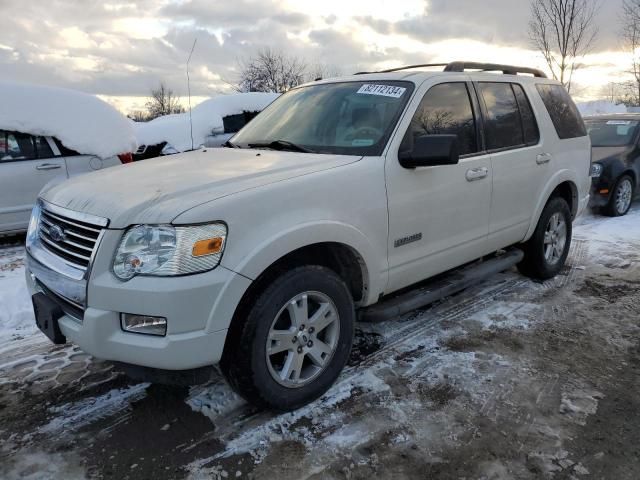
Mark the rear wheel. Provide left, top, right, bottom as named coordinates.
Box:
left=518, top=196, right=572, bottom=280
left=221, top=265, right=355, bottom=411
left=604, top=175, right=634, bottom=217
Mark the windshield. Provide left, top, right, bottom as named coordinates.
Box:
left=586, top=119, right=639, bottom=147
left=231, top=81, right=414, bottom=155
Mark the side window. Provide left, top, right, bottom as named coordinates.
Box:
left=513, top=84, right=540, bottom=145
left=35, top=136, right=54, bottom=159
left=478, top=82, right=524, bottom=150
left=53, top=138, right=80, bottom=157
left=402, top=82, right=478, bottom=156
left=2, top=132, right=36, bottom=161
left=535, top=84, right=586, bottom=139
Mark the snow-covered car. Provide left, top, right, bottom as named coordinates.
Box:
left=0, top=131, right=132, bottom=234
left=25, top=62, right=590, bottom=411
left=132, top=93, right=279, bottom=159
left=585, top=114, right=640, bottom=216
left=0, top=81, right=136, bottom=235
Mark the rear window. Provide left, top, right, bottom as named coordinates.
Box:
left=478, top=82, right=524, bottom=150
left=53, top=138, right=80, bottom=157
left=513, top=84, right=540, bottom=146
left=535, top=84, right=586, bottom=139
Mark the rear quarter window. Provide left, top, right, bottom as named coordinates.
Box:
left=535, top=84, right=586, bottom=140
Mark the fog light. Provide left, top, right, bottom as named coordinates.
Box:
left=121, top=313, right=167, bottom=336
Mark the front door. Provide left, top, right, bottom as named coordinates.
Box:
left=0, top=132, right=67, bottom=232
left=385, top=80, right=492, bottom=294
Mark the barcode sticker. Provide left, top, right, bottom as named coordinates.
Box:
left=357, top=84, right=406, bottom=98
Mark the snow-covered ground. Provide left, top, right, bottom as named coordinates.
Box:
left=133, top=93, right=279, bottom=153
left=1, top=204, right=639, bottom=479
left=577, top=100, right=627, bottom=117
left=0, top=81, right=136, bottom=159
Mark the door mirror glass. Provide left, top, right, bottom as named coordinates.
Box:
left=399, top=134, right=460, bottom=168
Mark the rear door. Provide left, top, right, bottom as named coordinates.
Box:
left=474, top=81, right=548, bottom=251
left=385, top=79, right=492, bottom=293
left=0, top=132, right=68, bottom=232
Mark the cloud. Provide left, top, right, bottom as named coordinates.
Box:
left=0, top=0, right=631, bottom=112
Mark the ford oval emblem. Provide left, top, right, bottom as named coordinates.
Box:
left=49, top=224, right=66, bottom=242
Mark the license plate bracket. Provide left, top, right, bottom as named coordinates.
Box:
left=32, top=292, right=67, bottom=344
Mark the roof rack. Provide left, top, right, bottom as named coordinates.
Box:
left=355, top=61, right=547, bottom=78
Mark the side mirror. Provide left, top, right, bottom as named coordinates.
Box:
left=399, top=134, right=460, bottom=169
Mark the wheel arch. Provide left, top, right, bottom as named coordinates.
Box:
left=524, top=172, right=580, bottom=241
left=220, top=240, right=372, bottom=372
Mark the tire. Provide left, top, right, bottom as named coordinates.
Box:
left=604, top=174, right=634, bottom=217
left=517, top=196, right=572, bottom=280
left=220, top=265, right=355, bottom=411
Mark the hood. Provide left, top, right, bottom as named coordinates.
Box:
left=591, top=146, right=631, bottom=163
left=42, top=148, right=359, bottom=228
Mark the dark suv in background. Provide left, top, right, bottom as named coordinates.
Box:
left=585, top=114, right=640, bottom=216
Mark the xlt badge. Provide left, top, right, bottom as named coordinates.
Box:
left=394, top=233, right=422, bottom=248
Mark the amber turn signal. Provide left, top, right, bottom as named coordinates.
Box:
left=192, top=237, right=224, bottom=257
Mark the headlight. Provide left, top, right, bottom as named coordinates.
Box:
left=26, top=200, right=42, bottom=249
left=113, top=223, right=227, bottom=280
left=590, top=163, right=603, bottom=178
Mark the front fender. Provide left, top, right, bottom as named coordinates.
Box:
left=222, top=221, right=385, bottom=307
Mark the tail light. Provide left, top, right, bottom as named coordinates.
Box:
left=118, top=152, right=133, bottom=164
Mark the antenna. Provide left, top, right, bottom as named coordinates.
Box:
left=186, top=38, right=198, bottom=151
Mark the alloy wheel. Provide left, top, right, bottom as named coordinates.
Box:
left=543, top=212, right=567, bottom=265
left=265, top=291, right=340, bottom=388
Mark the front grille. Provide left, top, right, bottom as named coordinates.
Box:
left=38, top=206, right=103, bottom=270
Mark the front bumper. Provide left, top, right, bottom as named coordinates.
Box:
left=26, top=234, right=252, bottom=370
left=589, top=179, right=612, bottom=208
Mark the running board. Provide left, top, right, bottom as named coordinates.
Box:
left=359, top=249, right=524, bottom=323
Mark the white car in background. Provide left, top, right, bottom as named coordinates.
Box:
left=0, top=80, right=137, bottom=235
left=0, top=131, right=131, bottom=235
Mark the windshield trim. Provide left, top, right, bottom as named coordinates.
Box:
left=230, top=80, right=416, bottom=157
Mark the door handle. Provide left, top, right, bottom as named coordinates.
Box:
left=36, top=163, right=62, bottom=171
left=466, top=167, right=489, bottom=182
left=536, top=153, right=552, bottom=165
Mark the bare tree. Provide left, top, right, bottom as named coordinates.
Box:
left=145, top=82, right=185, bottom=119
left=236, top=48, right=307, bottom=93
left=128, top=110, right=151, bottom=122
left=622, top=0, right=640, bottom=105
left=528, top=0, right=600, bottom=92
left=307, top=62, right=343, bottom=81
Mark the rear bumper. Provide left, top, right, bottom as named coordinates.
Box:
left=577, top=193, right=590, bottom=217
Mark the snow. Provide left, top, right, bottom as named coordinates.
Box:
left=577, top=100, right=627, bottom=117
left=133, top=93, right=279, bottom=153
left=0, top=80, right=136, bottom=159
left=0, top=248, right=35, bottom=342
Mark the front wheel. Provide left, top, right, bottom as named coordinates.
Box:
left=604, top=175, right=634, bottom=217
left=518, top=196, right=572, bottom=280
left=221, top=266, right=355, bottom=411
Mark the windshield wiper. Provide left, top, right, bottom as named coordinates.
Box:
left=222, top=140, right=240, bottom=148
left=248, top=140, right=314, bottom=153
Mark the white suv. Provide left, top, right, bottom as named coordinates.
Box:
left=25, top=62, right=591, bottom=410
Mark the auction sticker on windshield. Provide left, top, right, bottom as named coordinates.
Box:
left=357, top=84, right=406, bottom=98
left=606, top=120, right=632, bottom=125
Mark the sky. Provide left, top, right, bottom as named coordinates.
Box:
left=0, top=0, right=629, bottom=114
